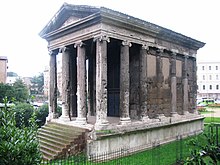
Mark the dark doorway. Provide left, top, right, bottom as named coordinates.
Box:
left=107, top=39, right=120, bottom=117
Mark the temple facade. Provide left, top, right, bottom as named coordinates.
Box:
left=39, top=3, right=205, bottom=158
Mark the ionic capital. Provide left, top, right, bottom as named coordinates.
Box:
left=49, top=49, right=58, bottom=56
left=94, top=35, right=110, bottom=43
left=59, top=46, right=70, bottom=53
left=156, top=48, right=164, bottom=55
left=142, top=44, right=150, bottom=50
left=74, top=41, right=85, bottom=48
left=122, top=40, right=132, bottom=47
left=171, top=52, right=177, bottom=59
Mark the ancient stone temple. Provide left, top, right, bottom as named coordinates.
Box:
left=39, top=3, right=205, bottom=160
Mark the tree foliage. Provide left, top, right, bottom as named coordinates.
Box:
left=14, top=103, right=34, bottom=128
left=0, top=79, right=29, bottom=103
left=0, top=98, right=41, bottom=165
left=30, top=73, right=44, bottom=95
left=13, top=79, right=29, bottom=102
left=0, top=83, right=15, bottom=102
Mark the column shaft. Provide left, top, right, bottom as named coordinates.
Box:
left=140, top=45, right=149, bottom=121
left=75, top=42, right=87, bottom=124
left=95, top=36, right=109, bottom=126
left=156, top=50, right=163, bottom=117
left=60, top=47, right=71, bottom=119
left=120, top=41, right=131, bottom=123
left=183, top=56, right=189, bottom=114
left=171, top=53, right=177, bottom=115
left=48, top=50, right=58, bottom=120
left=192, top=58, right=197, bottom=113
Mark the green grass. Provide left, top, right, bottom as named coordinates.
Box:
left=204, top=117, right=220, bottom=123
left=200, top=111, right=214, bottom=114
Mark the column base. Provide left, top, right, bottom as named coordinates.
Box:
left=158, top=114, right=170, bottom=122
left=94, top=120, right=109, bottom=130
left=59, top=115, right=71, bottom=121
left=119, top=117, right=131, bottom=125
left=75, top=117, right=87, bottom=125
left=183, top=111, right=191, bottom=117
left=141, top=116, right=151, bottom=122
left=170, top=112, right=180, bottom=122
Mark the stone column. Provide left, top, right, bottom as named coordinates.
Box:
left=156, top=49, right=166, bottom=120
left=95, top=36, right=109, bottom=128
left=75, top=41, right=87, bottom=124
left=60, top=46, right=71, bottom=120
left=182, top=55, right=189, bottom=115
left=47, top=50, right=58, bottom=121
left=192, top=57, right=198, bottom=114
left=120, top=41, right=131, bottom=124
left=170, top=52, right=177, bottom=117
left=140, top=45, right=150, bottom=121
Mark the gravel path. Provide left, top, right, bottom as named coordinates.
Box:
left=202, top=107, right=220, bottom=117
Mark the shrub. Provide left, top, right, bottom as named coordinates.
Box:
left=197, top=106, right=207, bottom=112
left=36, top=104, right=62, bottom=127
left=14, top=103, right=34, bottom=128
left=0, top=99, right=41, bottom=165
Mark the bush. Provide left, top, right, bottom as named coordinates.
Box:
left=14, top=103, right=34, bottom=128
left=36, top=104, right=62, bottom=127
left=197, top=106, right=207, bottom=112
left=0, top=99, right=41, bottom=165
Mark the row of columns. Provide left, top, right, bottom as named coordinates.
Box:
left=48, top=36, right=194, bottom=126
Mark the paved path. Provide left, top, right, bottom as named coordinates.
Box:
left=202, top=107, right=220, bottom=117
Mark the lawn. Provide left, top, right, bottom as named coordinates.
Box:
left=204, top=117, right=220, bottom=123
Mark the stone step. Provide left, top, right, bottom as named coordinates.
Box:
left=40, top=140, right=65, bottom=151
left=47, top=122, right=84, bottom=132
left=40, top=147, right=55, bottom=160
left=38, top=132, right=72, bottom=144
left=42, top=125, right=82, bottom=137
left=38, top=122, right=87, bottom=161
left=38, top=133, right=69, bottom=147
left=39, top=128, right=77, bottom=141
left=41, top=145, right=59, bottom=155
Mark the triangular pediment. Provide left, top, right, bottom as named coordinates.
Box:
left=39, top=3, right=100, bottom=38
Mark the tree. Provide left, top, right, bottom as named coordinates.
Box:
left=30, top=73, right=44, bottom=95
left=0, top=79, right=29, bottom=103
left=0, top=83, right=15, bottom=102
left=13, top=79, right=29, bottom=102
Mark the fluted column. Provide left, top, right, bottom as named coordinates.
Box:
left=75, top=41, right=87, bottom=124
left=60, top=46, right=71, bottom=120
left=95, top=36, right=109, bottom=127
left=47, top=49, right=58, bottom=121
left=182, top=55, right=189, bottom=115
left=120, top=41, right=131, bottom=124
left=140, top=45, right=150, bottom=121
left=170, top=52, right=177, bottom=116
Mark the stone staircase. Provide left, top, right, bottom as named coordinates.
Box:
left=37, top=122, right=87, bottom=160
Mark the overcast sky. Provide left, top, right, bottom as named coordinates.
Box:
left=0, top=0, right=219, bottom=77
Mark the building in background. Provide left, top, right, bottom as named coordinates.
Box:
left=0, top=56, right=8, bottom=83
left=197, top=61, right=220, bottom=99
left=6, top=71, right=19, bottom=84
